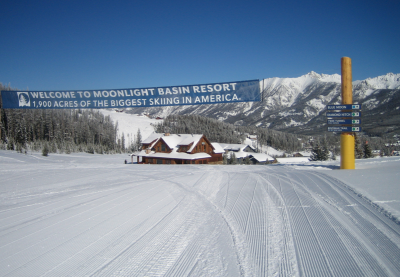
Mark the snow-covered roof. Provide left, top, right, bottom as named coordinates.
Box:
left=227, top=151, right=249, bottom=159
left=134, top=150, right=211, bottom=160
left=177, top=134, right=203, bottom=153
left=220, top=143, right=255, bottom=151
left=249, top=153, right=274, bottom=162
left=138, top=133, right=221, bottom=157
left=162, top=135, right=183, bottom=150
left=178, top=134, right=202, bottom=146
left=142, top=133, right=204, bottom=153
left=219, top=143, right=254, bottom=152
left=211, top=143, right=224, bottom=154
left=142, top=133, right=163, bottom=144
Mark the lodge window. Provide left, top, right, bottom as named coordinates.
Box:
left=166, top=160, right=171, bottom=164
left=148, top=158, right=153, bottom=163
left=157, top=159, right=163, bottom=164
left=162, top=144, right=166, bottom=151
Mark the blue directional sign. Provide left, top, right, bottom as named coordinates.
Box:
left=327, top=104, right=361, bottom=110
left=328, top=126, right=362, bottom=132
left=327, top=119, right=361, bottom=125
left=326, top=112, right=361, bottom=117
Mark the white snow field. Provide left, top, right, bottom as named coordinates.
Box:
left=1, top=151, right=400, bottom=277
left=99, top=109, right=160, bottom=145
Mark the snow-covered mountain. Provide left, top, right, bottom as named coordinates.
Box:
left=126, top=72, right=400, bottom=136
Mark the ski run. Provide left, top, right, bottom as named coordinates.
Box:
left=0, top=151, right=400, bottom=276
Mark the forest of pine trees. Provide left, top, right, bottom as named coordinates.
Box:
left=153, top=114, right=306, bottom=153
left=1, top=82, right=398, bottom=157
left=0, top=83, right=121, bottom=154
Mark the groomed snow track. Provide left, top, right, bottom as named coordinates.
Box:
left=0, top=152, right=400, bottom=276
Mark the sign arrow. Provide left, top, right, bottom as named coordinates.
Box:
left=327, top=104, right=361, bottom=110
left=327, top=126, right=362, bottom=132
left=326, top=112, right=362, bottom=117
left=327, top=119, right=361, bottom=125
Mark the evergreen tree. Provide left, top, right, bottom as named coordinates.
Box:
left=121, top=132, right=126, bottom=151
left=363, top=141, right=373, bottom=158
left=153, top=114, right=305, bottom=151
left=42, top=143, right=49, bottom=156
left=309, top=144, right=329, bottom=161
left=354, top=133, right=363, bottom=159
left=223, top=153, right=228, bottom=164
left=135, top=129, right=142, bottom=151
left=0, top=94, right=119, bottom=154
left=229, top=152, right=237, bottom=164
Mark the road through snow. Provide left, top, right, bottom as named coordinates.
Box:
left=0, top=151, right=399, bottom=276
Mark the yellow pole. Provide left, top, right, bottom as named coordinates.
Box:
left=340, top=57, right=355, bottom=169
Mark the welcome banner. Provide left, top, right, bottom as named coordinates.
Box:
left=1, top=79, right=260, bottom=109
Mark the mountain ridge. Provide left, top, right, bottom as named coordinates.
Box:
left=126, top=72, right=400, bottom=136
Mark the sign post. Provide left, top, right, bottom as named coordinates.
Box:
left=340, top=57, right=355, bottom=169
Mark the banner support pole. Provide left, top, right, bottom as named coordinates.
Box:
left=340, top=57, right=355, bottom=169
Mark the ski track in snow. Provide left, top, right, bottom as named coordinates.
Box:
left=0, top=152, right=400, bottom=276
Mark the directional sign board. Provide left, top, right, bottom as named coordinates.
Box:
left=325, top=103, right=362, bottom=133
left=328, top=126, right=362, bottom=132
left=327, top=119, right=361, bottom=125
left=327, top=104, right=361, bottom=110
left=326, top=112, right=361, bottom=117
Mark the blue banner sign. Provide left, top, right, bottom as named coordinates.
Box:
left=1, top=79, right=260, bottom=109
left=327, top=119, right=361, bottom=125
left=327, top=104, right=361, bottom=110
left=326, top=112, right=361, bottom=117
left=328, top=126, right=362, bottom=132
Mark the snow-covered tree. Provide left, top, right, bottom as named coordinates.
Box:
left=42, top=143, right=49, bottom=156
left=229, top=152, right=237, bottom=164
left=309, top=145, right=329, bottom=161
left=363, top=141, right=373, bottom=158
left=354, top=133, right=363, bottom=159
left=135, top=129, right=142, bottom=151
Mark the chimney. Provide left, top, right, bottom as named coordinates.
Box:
left=165, top=133, right=170, bottom=136
left=145, top=149, right=151, bottom=154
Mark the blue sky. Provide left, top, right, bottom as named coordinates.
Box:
left=1, top=0, right=399, bottom=91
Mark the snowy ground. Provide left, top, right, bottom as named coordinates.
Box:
left=1, top=151, right=400, bottom=276
left=99, top=109, right=159, bottom=145
left=279, top=156, right=400, bottom=222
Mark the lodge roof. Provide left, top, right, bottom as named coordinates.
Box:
left=133, top=133, right=221, bottom=160
left=142, top=133, right=205, bottom=153
left=249, top=153, right=274, bottom=162
left=134, top=150, right=211, bottom=160
left=219, top=143, right=256, bottom=152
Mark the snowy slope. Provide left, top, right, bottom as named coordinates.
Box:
left=1, top=151, right=400, bottom=276
left=99, top=109, right=159, bottom=145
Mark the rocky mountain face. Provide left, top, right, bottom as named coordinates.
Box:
left=126, top=72, right=400, bottom=136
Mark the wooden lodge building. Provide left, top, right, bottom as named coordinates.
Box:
left=133, top=133, right=224, bottom=164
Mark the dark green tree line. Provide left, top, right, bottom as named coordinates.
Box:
left=154, top=114, right=305, bottom=152
left=1, top=83, right=120, bottom=154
